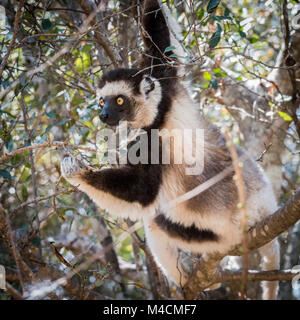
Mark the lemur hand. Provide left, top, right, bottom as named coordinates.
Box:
left=61, top=156, right=86, bottom=179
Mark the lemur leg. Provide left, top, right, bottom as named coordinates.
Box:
left=143, top=216, right=188, bottom=287
left=60, top=156, right=161, bottom=219
left=259, top=238, right=280, bottom=300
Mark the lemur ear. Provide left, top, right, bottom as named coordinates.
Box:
left=140, top=76, right=155, bottom=97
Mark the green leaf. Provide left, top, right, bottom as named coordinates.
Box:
left=209, top=24, right=222, bottom=48
left=203, top=71, right=212, bottom=81
left=207, top=0, right=221, bottom=13
left=278, top=111, right=292, bottom=121
left=239, top=30, right=247, bottom=38
left=75, top=52, right=91, bottom=72
left=164, top=45, right=176, bottom=53
left=210, top=78, right=219, bottom=90
left=2, top=80, right=11, bottom=89
left=58, top=118, right=71, bottom=126
left=45, top=111, right=56, bottom=118
left=197, top=8, right=204, bottom=20
left=250, top=35, right=259, bottom=43
left=22, top=185, right=28, bottom=201
left=79, top=128, right=89, bottom=136
left=213, top=68, right=227, bottom=77
left=19, top=168, right=30, bottom=183
left=31, top=236, right=41, bottom=248
left=209, top=33, right=221, bottom=48
left=44, top=125, right=53, bottom=134
left=212, top=16, right=232, bottom=21
left=98, top=269, right=107, bottom=275
left=224, top=7, right=230, bottom=17
left=42, top=19, right=52, bottom=30
left=0, top=169, right=12, bottom=180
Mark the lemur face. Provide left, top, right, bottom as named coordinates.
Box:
left=97, top=69, right=162, bottom=128
left=99, top=94, right=133, bottom=126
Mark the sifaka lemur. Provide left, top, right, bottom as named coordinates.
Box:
left=60, top=0, right=279, bottom=299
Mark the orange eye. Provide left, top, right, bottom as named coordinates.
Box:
left=117, top=97, right=124, bottom=105
left=99, top=98, right=104, bottom=107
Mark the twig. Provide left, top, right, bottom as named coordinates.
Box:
left=219, top=269, right=300, bottom=283
left=10, top=186, right=79, bottom=215
left=25, top=221, right=143, bottom=300
left=0, top=140, right=97, bottom=164
left=0, top=204, right=35, bottom=292
left=282, top=172, right=297, bottom=192
left=78, top=0, right=120, bottom=68
left=0, top=115, right=21, bottom=152
left=34, top=264, right=105, bottom=300
left=20, top=93, right=42, bottom=258
left=49, top=242, right=73, bottom=269
left=0, top=0, right=24, bottom=81
left=282, top=0, right=300, bottom=138
left=256, top=143, right=272, bottom=162
left=5, top=282, right=24, bottom=300
left=224, top=130, right=248, bottom=299
left=52, top=176, right=66, bottom=221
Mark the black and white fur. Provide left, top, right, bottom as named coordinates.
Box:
left=60, top=0, right=279, bottom=299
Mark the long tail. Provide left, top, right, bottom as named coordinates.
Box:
left=142, top=0, right=180, bottom=78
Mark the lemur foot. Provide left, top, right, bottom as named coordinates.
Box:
left=61, top=156, right=86, bottom=179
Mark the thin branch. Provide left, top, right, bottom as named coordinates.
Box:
left=256, top=143, right=273, bottom=162
left=282, top=0, right=300, bottom=138
left=5, top=282, right=24, bottom=300
left=224, top=130, right=248, bottom=300
left=78, top=0, right=120, bottom=68
left=0, top=204, right=35, bottom=291
left=49, top=242, right=73, bottom=269
left=10, top=186, right=79, bottom=215
left=20, top=93, right=42, bottom=258
left=219, top=269, right=299, bottom=283
left=0, top=0, right=24, bottom=81
left=0, top=140, right=97, bottom=164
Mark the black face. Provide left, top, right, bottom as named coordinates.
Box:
left=99, top=95, right=131, bottom=126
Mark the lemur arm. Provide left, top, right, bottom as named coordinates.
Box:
left=141, top=0, right=179, bottom=80
left=61, top=156, right=161, bottom=207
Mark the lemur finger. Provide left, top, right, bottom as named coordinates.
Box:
left=61, top=156, right=85, bottom=178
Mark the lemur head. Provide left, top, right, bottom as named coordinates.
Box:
left=97, top=69, right=162, bottom=128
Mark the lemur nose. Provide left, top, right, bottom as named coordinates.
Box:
left=100, top=112, right=108, bottom=122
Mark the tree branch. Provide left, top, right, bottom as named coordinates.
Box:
left=0, top=0, right=24, bottom=81
left=77, top=0, right=120, bottom=68
left=0, top=140, right=97, bottom=164
left=183, top=188, right=300, bottom=299
left=219, top=269, right=299, bottom=283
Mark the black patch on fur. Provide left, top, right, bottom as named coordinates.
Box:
left=154, top=214, right=219, bottom=243
left=144, top=76, right=155, bottom=95
left=82, top=163, right=162, bottom=207
left=141, top=0, right=178, bottom=128
left=141, top=0, right=178, bottom=83
left=142, top=0, right=172, bottom=63
left=147, top=87, right=173, bottom=129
